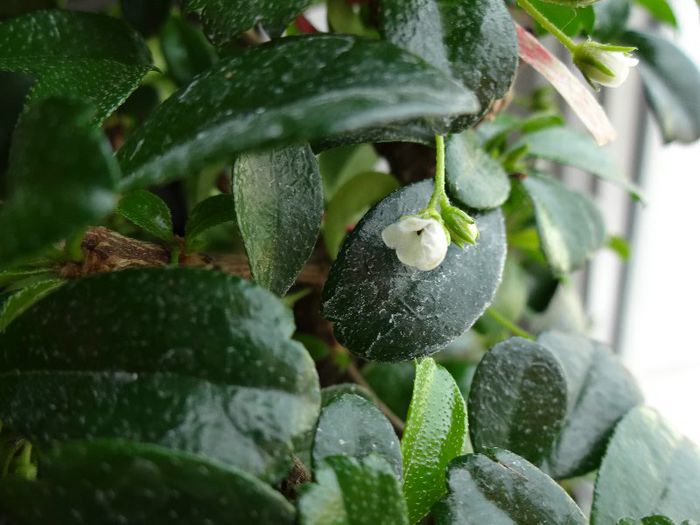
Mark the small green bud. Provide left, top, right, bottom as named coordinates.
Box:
left=441, top=206, right=479, bottom=247
left=572, top=40, right=638, bottom=89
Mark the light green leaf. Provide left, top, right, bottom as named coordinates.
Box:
left=117, top=190, right=174, bottom=242
left=318, top=144, right=379, bottom=201
left=184, top=194, right=236, bottom=251
left=634, top=0, right=677, bottom=26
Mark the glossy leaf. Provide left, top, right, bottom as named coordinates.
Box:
left=322, top=180, right=506, bottom=361
left=468, top=338, right=567, bottom=466
left=623, top=31, right=700, bottom=144
left=185, top=0, right=313, bottom=46
left=538, top=331, right=643, bottom=479
left=323, top=171, right=399, bottom=259
left=592, top=406, right=700, bottom=524
left=0, top=10, right=152, bottom=123
left=0, top=267, right=319, bottom=481
left=0, top=98, right=119, bottom=268
left=299, top=455, right=409, bottom=525
left=117, top=190, right=174, bottom=242
left=434, top=448, right=587, bottom=524
left=445, top=130, right=510, bottom=210
left=0, top=440, right=295, bottom=524
left=402, top=358, right=467, bottom=524
left=117, top=34, right=477, bottom=190
left=160, top=15, right=217, bottom=85
left=233, top=145, right=323, bottom=296
left=0, top=279, right=63, bottom=333
left=380, top=0, right=518, bottom=129
left=184, top=194, right=236, bottom=251
left=522, top=172, right=606, bottom=275
left=313, top=392, right=402, bottom=479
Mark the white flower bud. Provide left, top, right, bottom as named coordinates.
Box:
left=574, top=44, right=639, bottom=89
left=381, top=216, right=449, bottom=271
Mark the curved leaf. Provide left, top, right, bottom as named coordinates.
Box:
left=0, top=10, right=152, bottom=122
left=117, top=35, right=478, bottom=191
left=184, top=193, right=236, bottom=251
left=0, top=98, right=119, bottom=268
left=0, top=279, right=63, bottom=332
left=0, top=440, right=295, bottom=524
left=468, top=338, right=567, bottom=466
left=160, top=15, right=217, bottom=85
left=434, top=449, right=587, bottom=524
left=322, top=180, right=506, bottom=361
left=233, top=145, right=323, bottom=296
left=402, top=358, right=467, bottom=524
left=117, top=190, right=174, bottom=242
left=592, top=407, right=700, bottom=524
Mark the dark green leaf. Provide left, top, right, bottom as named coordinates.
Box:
left=0, top=267, right=320, bottom=481
left=185, top=0, right=313, bottom=46
left=0, top=279, right=63, bottom=332
left=592, top=406, right=700, bottom=524
left=0, top=440, right=295, bottom=524
left=320, top=383, right=374, bottom=406
left=402, top=358, right=467, bottom=524
left=318, top=144, right=379, bottom=201
left=184, top=194, right=236, bottom=251
left=513, top=127, right=642, bottom=198
left=323, top=171, right=399, bottom=259
left=117, top=190, right=174, bottom=242
left=538, top=331, right=643, bottom=479
left=0, top=10, right=152, bottom=123
left=623, top=31, right=700, bottom=144
left=0, top=72, right=32, bottom=183
left=322, top=180, right=506, bottom=361
left=120, top=0, right=174, bottom=36
left=434, top=448, right=587, bottom=524
left=445, top=130, right=510, bottom=210
left=522, top=172, right=606, bottom=275
left=380, top=0, right=518, bottom=130
left=0, top=98, right=119, bottom=268
left=618, top=517, right=679, bottom=525
left=160, top=15, right=217, bottom=85
left=362, top=362, right=415, bottom=420
left=593, top=0, right=631, bottom=41
left=233, top=145, right=323, bottom=296
left=299, top=455, right=409, bottom=525
left=468, top=338, right=567, bottom=466
left=117, top=35, right=476, bottom=191
left=313, top=392, right=402, bottom=479
left=634, top=0, right=677, bottom=26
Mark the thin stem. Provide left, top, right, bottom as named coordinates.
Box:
left=346, top=361, right=406, bottom=435
left=486, top=308, right=535, bottom=340
left=516, top=0, right=577, bottom=53
left=428, top=135, right=449, bottom=210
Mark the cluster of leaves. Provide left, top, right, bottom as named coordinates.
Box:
left=0, top=0, right=699, bottom=524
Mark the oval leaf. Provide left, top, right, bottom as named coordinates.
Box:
left=434, top=448, right=587, bottom=524
left=0, top=440, right=295, bottom=524
left=592, top=406, right=700, bottom=524
left=0, top=267, right=319, bottom=481
left=117, top=190, right=174, bottom=242
left=468, top=337, right=568, bottom=466
left=233, top=144, right=323, bottom=296
left=0, top=98, right=119, bottom=268
left=322, top=180, right=506, bottom=361
left=313, top=392, right=402, bottom=479
left=117, top=34, right=478, bottom=191
left=538, top=331, right=643, bottom=479
left=0, top=10, right=152, bottom=123
left=402, top=358, right=467, bottom=524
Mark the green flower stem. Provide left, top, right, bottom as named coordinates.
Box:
left=516, top=0, right=577, bottom=53
left=486, top=308, right=535, bottom=340
left=428, top=135, right=450, bottom=210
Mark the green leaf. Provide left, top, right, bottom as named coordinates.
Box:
left=117, top=34, right=477, bottom=191
left=313, top=392, right=402, bottom=479
left=160, top=15, right=217, bottom=85
left=322, top=180, right=506, bottom=361
left=0, top=98, right=119, bottom=268
left=0, top=267, right=320, bottom=482
left=402, top=358, right=467, bottom=524
left=468, top=338, right=568, bottom=466
left=537, top=331, right=643, bottom=478
left=0, top=279, right=63, bottom=332
left=618, top=517, right=680, bottom=525
left=445, top=130, right=510, bottom=210
left=0, top=440, right=295, bottom=524
left=318, top=144, right=380, bottom=201
left=380, top=0, right=518, bottom=130
left=299, top=455, right=409, bottom=525
left=327, top=0, right=380, bottom=38
left=592, top=406, right=700, bottom=524
left=117, top=190, right=174, bottom=242
left=0, top=10, right=152, bottom=123
left=522, top=172, right=606, bottom=275
left=362, top=362, right=415, bottom=420
left=623, top=31, right=700, bottom=144
left=633, top=0, right=676, bottom=26
left=531, top=0, right=595, bottom=37
left=323, top=171, right=399, bottom=259
left=185, top=0, right=313, bottom=46
left=184, top=194, right=236, bottom=251
left=120, top=0, right=174, bottom=37
left=233, top=145, right=323, bottom=296
left=434, top=448, right=588, bottom=524
left=513, top=127, right=642, bottom=198
left=593, top=0, right=631, bottom=41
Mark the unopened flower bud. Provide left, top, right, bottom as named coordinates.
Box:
left=573, top=42, right=638, bottom=89
left=441, top=206, right=479, bottom=248
left=381, top=215, right=450, bottom=271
